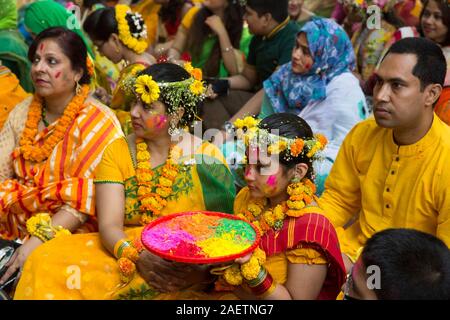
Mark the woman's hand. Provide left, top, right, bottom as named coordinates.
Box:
left=0, top=237, right=42, bottom=285
left=136, top=251, right=212, bottom=293
left=205, top=15, right=227, bottom=37
left=234, top=252, right=252, bottom=265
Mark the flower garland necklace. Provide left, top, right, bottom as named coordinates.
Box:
left=236, top=178, right=317, bottom=236
left=19, top=85, right=89, bottom=163
left=135, top=138, right=182, bottom=225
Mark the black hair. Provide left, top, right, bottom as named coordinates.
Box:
left=361, top=228, right=450, bottom=300
left=246, top=0, right=289, bottom=23
left=82, top=0, right=104, bottom=9
left=384, top=37, right=446, bottom=90
left=83, top=6, right=145, bottom=43
left=186, top=3, right=244, bottom=77
left=83, top=6, right=118, bottom=41
left=137, top=63, right=200, bottom=127
left=419, top=0, right=450, bottom=46
left=258, top=113, right=314, bottom=179
left=159, top=0, right=186, bottom=25
left=28, top=27, right=91, bottom=85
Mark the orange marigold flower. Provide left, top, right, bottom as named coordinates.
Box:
left=290, top=138, right=304, bottom=157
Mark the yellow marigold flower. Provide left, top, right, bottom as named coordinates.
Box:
left=243, top=116, right=259, bottom=129
left=184, top=62, right=194, bottom=73
left=287, top=199, right=305, bottom=210
left=159, top=176, right=173, bottom=187
left=134, top=75, right=160, bottom=105
left=263, top=210, right=275, bottom=227
left=190, top=80, right=204, bottom=95
left=136, top=150, right=150, bottom=162
left=118, top=257, right=136, bottom=277
left=191, top=68, right=203, bottom=81
left=307, top=144, right=320, bottom=158
left=156, top=186, right=171, bottom=198
left=233, top=118, right=244, bottom=129
left=287, top=182, right=304, bottom=196
left=268, top=140, right=287, bottom=155
left=163, top=169, right=178, bottom=180
left=137, top=161, right=151, bottom=170
left=170, top=146, right=183, bottom=160
left=252, top=248, right=266, bottom=264
left=223, top=264, right=243, bottom=286
left=136, top=142, right=147, bottom=151
left=138, top=186, right=152, bottom=196
left=273, top=204, right=285, bottom=221
left=247, top=203, right=263, bottom=216
left=241, top=256, right=261, bottom=280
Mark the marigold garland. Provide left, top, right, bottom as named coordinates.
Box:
left=86, top=57, right=94, bottom=77
left=18, top=85, right=89, bottom=162
left=135, top=138, right=182, bottom=224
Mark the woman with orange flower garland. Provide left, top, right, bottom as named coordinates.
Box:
left=0, top=27, right=123, bottom=290
left=14, top=63, right=236, bottom=300
left=218, top=113, right=346, bottom=299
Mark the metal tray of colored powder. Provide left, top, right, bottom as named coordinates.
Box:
left=141, top=211, right=260, bottom=264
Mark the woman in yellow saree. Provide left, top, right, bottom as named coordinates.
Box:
left=83, top=4, right=156, bottom=134
left=14, top=62, right=236, bottom=300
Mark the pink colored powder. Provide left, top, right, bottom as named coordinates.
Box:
left=143, top=226, right=195, bottom=251
left=266, top=175, right=277, bottom=187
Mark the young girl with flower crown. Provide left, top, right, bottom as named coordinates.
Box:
left=217, top=113, right=346, bottom=299
left=13, top=62, right=236, bottom=300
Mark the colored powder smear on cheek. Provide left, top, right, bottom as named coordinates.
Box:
left=266, top=175, right=277, bottom=187
left=55, top=71, right=61, bottom=79
left=142, top=213, right=257, bottom=260
left=145, top=115, right=167, bottom=130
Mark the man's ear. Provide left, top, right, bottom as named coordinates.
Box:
left=425, top=83, right=442, bottom=107
left=262, top=12, right=273, bottom=25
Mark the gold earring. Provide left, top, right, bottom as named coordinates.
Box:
left=76, top=81, right=81, bottom=95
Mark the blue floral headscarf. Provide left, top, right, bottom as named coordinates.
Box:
left=263, top=18, right=356, bottom=113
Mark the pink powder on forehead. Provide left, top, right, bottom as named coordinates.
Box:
left=266, top=175, right=277, bottom=187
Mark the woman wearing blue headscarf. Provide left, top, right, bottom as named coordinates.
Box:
left=224, top=18, right=368, bottom=194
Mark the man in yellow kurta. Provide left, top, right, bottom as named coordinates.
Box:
left=318, top=37, right=450, bottom=269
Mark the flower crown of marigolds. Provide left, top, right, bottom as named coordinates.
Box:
left=115, top=4, right=148, bottom=54
left=133, top=62, right=206, bottom=111
left=234, top=116, right=328, bottom=161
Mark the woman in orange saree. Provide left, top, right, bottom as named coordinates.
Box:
left=0, top=27, right=123, bottom=286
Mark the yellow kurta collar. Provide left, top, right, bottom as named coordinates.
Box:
left=386, top=113, right=443, bottom=157
left=264, top=17, right=290, bottom=40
